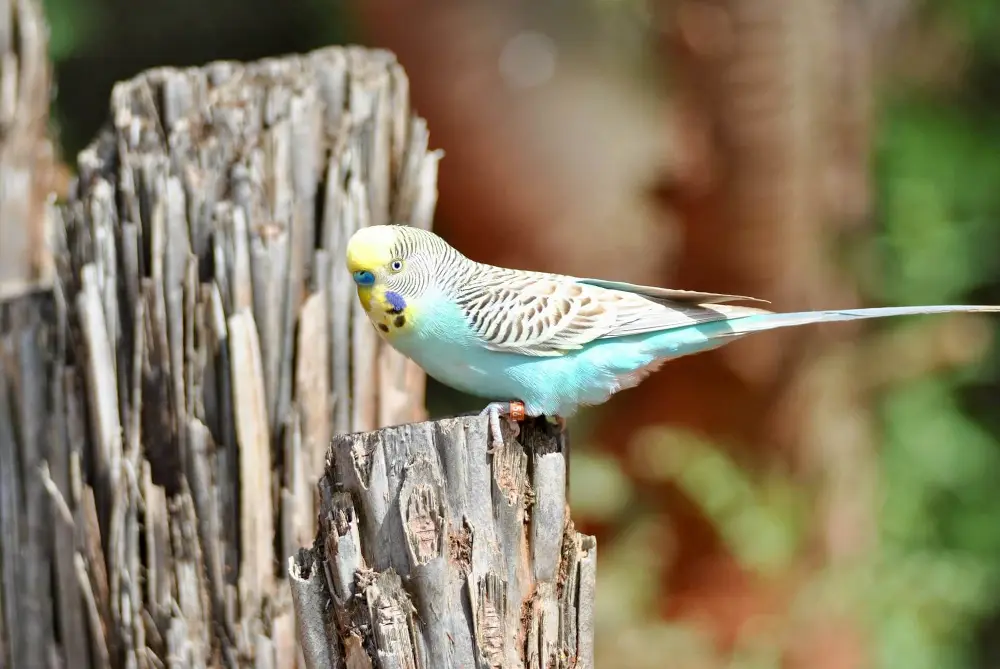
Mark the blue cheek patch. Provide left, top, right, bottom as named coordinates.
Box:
left=384, top=291, right=407, bottom=314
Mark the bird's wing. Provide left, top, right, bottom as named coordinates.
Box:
left=457, top=271, right=770, bottom=357
left=574, top=278, right=769, bottom=305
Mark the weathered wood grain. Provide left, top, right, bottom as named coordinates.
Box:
left=290, top=416, right=596, bottom=669
left=2, top=34, right=450, bottom=667
left=59, top=45, right=441, bottom=666
left=1, top=296, right=59, bottom=668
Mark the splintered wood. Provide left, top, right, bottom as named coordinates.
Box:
left=290, top=416, right=596, bottom=669
left=2, top=44, right=440, bottom=668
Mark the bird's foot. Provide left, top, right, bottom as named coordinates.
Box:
left=479, top=400, right=526, bottom=451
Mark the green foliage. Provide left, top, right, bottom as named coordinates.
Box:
left=874, top=379, right=1000, bottom=669
left=876, top=102, right=1000, bottom=305
left=44, top=0, right=102, bottom=62
left=570, top=449, right=635, bottom=522
left=931, top=0, right=1000, bottom=67
left=869, top=3, right=1000, bottom=663
left=630, top=426, right=806, bottom=575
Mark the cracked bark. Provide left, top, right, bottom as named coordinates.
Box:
left=51, top=45, right=439, bottom=669
left=290, top=416, right=595, bottom=669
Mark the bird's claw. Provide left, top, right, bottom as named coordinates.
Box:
left=480, top=400, right=525, bottom=451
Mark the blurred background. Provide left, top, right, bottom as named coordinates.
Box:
left=45, top=0, right=1000, bottom=667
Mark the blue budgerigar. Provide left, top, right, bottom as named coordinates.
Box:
left=346, top=224, right=1000, bottom=443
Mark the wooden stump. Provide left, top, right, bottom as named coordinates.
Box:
left=290, top=415, right=595, bottom=669
left=55, top=44, right=445, bottom=667
left=2, top=32, right=460, bottom=667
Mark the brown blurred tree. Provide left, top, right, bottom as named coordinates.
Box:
left=639, top=0, right=877, bottom=663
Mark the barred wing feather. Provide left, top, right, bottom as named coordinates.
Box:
left=455, top=273, right=770, bottom=357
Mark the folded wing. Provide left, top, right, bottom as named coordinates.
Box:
left=455, top=272, right=769, bottom=357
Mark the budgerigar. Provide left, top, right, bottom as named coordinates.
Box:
left=346, top=224, right=1000, bottom=444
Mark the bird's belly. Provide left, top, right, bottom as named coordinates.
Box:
left=399, top=340, right=600, bottom=416
left=411, top=349, right=515, bottom=399
left=392, top=326, right=685, bottom=417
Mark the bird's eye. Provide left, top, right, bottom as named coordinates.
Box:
left=390, top=259, right=404, bottom=272
left=352, top=270, right=375, bottom=286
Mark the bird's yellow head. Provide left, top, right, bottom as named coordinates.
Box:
left=345, top=224, right=447, bottom=337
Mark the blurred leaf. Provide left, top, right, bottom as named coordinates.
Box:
left=630, top=427, right=804, bottom=574
left=876, top=103, right=1000, bottom=305
left=866, top=550, right=997, bottom=669
left=883, top=379, right=1000, bottom=492
left=874, top=373, right=1000, bottom=669
left=597, top=621, right=719, bottom=669
left=727, top=616, right=784, bottom=669
left=569, top=450, right=635, bottom=522
left=931, top=0, right=1000, bottom=65
left=44, top=0, right=103, bottom=62
left=595, top=517, right=674, bottom=626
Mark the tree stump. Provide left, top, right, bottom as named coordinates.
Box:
left=54, top=44, right=445, bottom=667
left=290, top=416, right=596, bottom=669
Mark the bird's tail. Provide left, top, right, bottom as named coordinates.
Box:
left=716, top=305, right=1000, bottom=340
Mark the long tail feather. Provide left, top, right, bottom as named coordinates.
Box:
left=718, top=305, right=1000, bottom=339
